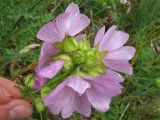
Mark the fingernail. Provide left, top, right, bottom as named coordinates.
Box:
left=9, top=105, right=26, bottom=120
left=0, top=86, right=11, bottom=97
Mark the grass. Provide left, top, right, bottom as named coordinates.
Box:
left=0, top=0, right=160, bottom=120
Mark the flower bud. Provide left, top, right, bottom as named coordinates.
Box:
left=41, top=86, right=51, bottom=97
left=63, top=37, right=78, bottom=52
left=34, top=97, right=45, bottom=112
left=78, top=39, right=90, bottom=51
left=87, top=67, right=104, bottom=76
left=85, top=50, right=96, bottom=66
left=58, top=54, right=73, bottom=72
left=73, top=51, right=85, bottom=64
left=24, top=74, right=34, bottom=88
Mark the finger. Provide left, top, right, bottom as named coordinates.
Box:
left=0, top=77, right=22, bottom=98
left=0, top=99, right=32, bottom=120
left=9, top=105, right=32, bottom=120
left=0, top=110, right=8, bottom=120
left=0, top=85, right=11, bottom=104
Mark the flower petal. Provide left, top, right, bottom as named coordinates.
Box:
left=68, top=14, right=90, bottom=36
left=38, top=60, right=64, bottom=79
left=84, top=76, right=122, bottom=97
left=61, top=87, right=77, bottom=118
left=38, top=42, right=58, bottom=69
left=99, top=25, right=129, bottom=52
left=65, top=2, right=80, bottom=31
left=67, top=75, right=91, bottom=94
left=55, top=13, right=69, bottom=41
left=75, top=94, right=91, bottom=117
left=103, top=59, right=133, bottom=75
left=44, top=86, right=76, bottom=118
left=86, top=85, right=111, bottom=112
left=37, top=21, right=60, bottom=43
left=94, top=26, right=105, bottom=46
left=105, top=46, right=136, bottom=60
left=105, top=69, right=124, bottom=83
left=33, top=74, right=47, bottom=90
left=44, top=80, right=68, bottom=106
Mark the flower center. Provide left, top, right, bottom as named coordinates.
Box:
left=53, top=37, right=107, bottom=76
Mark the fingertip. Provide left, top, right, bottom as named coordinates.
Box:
left=1, top=99, right=32, bottom=120
left=0, top=85, right=11, bottom=104
left=0, top=77, right=22, bottom=98
left=8, top=105, right=32, bottom=120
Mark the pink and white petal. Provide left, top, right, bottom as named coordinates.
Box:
left=98, top=25, right=117, bottom=51
left=67, top=75, right=91, bottom=94
left=75, top=34, right=86, bottom=41
left=92, top=77, right=123, bottom=96
left=37, top=21, right=60, bottom=43
left=38, top=60, right=64, bottom=79
left=55, top=13, right=69, bottom=41
left=75, top=94, right=91, bottom=117
left=105, top=69, right=124, bottom=83
left=44, top=86, right=76, bottom=117
left=43, top=80, right=68, bottom=106
left=68, top=14, right=90, bottom=36
left=103, top=25, right=117, bottom=40
left=38, top=42, right=58, bottom=69
left=103, top=59, right=133, bottom=75
left=65, top=2, right=80, bottom=15
left=94, top=26, right=105, bottom=46
left=105, top=31, right=129, bottom=51
left=85, top=76, right=122, bottom=97
left=33, top=74, right=48, bottom=90
left=48, top=102, right=62, bottom=115
left=65, top=2, right=80, bottom=31
left=99, top=27, right=129, bottom=52
left=105, top=46, right=136, bottom=60
left=86, top=86, right=111, bottom=112
left=61, top=87, right=77, bottom=118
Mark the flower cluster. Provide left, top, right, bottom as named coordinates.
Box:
left=34, top=2, right=136, bottom=118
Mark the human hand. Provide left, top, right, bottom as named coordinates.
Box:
left=0, top=77, right=32, bottom=120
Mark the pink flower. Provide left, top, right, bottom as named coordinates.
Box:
left=44, top=69, right=124, bottom=118
left=95, top=25, right=136, bottom=75
left=34, top=3, right=90, bottom=89
left=43, top=25, right=136, bottom=118
left=37, top=2, right=90, bottom=43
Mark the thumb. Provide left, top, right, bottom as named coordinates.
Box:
left=0, top=99, right=32, bottom=120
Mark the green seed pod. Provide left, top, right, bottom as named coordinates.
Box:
left=34, top=97, right=45, bottom=112
left=24, top=74, right=34, bottom=88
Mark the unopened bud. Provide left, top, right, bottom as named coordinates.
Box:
left=24, top=74, right=34, bottom=88
left=34, top=97, right=45, bottom=112
left=63, top=37, right=78, bottom=52
left=79, top=39, right=90, bottom=51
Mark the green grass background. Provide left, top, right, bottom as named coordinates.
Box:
left=0, top=0, right=160, bottom=120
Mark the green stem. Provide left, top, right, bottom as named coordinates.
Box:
left=43, top=67, right=76, bottom=89
left=45, top=72, right=70, bottom=87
